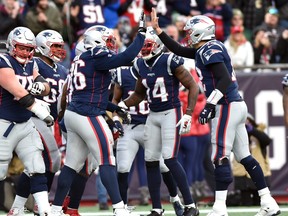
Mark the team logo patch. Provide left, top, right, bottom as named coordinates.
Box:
left=172, top=55, right=180, bottom=64
left=203, top=49, right=222, bottom=61
left=189, top=18, right=209, bottom=26
left=42, top=32, right=53, bottom=38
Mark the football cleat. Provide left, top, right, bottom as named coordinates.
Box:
left=146, top=210, right=164, bottom=216
left=172, top=200, right=184, bottom=216
left=183, top=207, right=200, bottom=216
left=7, top=208, right=26, bottom=216
left=62, top=196, right=70, bottom=213
left=64, top=209, right=81, bottom=216
left=255, top=198, right=281, bottom=216
left=206, top=211, right=228, bottom=216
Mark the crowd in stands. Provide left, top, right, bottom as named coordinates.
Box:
left=0, top=0, right=288, bottom=71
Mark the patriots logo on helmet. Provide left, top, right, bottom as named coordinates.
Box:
left=203, top=49, right=222, bottom=61
left=42, top=32, right=53, bottom=38
left=189, top=18, right=209, bottom=26
left=14, top=29, right=21, bottom=36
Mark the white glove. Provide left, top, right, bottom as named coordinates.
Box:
left=118, top=101, right=128, bottom=110
left=28, top=82, right=46, bottom=95
left=176, top=114, right=192, bottom=135
left=31, top=99, right=54, bottom=127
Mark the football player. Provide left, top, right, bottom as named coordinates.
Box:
left=118, top=26, right=199, bottom=216
left=150, top=8, right=281, bottom=216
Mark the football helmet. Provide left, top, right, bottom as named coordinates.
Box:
left=183, top=15, right=215, bottom=46
left=75, top=38, right=86, bottom=56
left=140, top=26, right=164, bottom=60
left=36, top=30, right=66, bottom=62
left=7, top=26, right=36, bottom=64
left=83, top=25, right=116, bottom=51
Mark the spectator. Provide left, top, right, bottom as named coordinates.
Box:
left=224, top=25, right=254, bottom=73
left=275, top=29, right=288, bottom=63
left=25, top=0, right=63, bottom=35
left=0, top=0, right=25, bottom=40
left=232, top=0, right=270, bottom=36
left=232, top=113, right=272, bottom=206
left=171, top=13, right=188, bottom=42
left=274, top=0, right=288, bottom=28
left=201, top=0, right=233, bottom=42
left=231, top=8, right=252, bottom=41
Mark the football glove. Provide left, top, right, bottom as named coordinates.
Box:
left=28, top=82, right=46, bottom=95
left=118, top=101, right=128, bottom=110
left=116, top=108, right=131, bottom=124
left=113, top=116, right=124, bottom=137
left=31, top=99, right=54, bottom=127
left=138, top=10, right=146, bottom=34
left=176, top=114, right=192, bottom=135
left=199, top=103, right=216, bottom=125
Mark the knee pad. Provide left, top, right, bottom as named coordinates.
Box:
left=240, top=155, right=259, bottom=172
left=145, top=161, right=159, bottom=168
left=0, top=162, right=9, bottom=180
left=213, top=157, right=233, bottom=189
left=26, top=152, right=45, bottom=175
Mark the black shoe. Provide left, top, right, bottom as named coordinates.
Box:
left=183, top=207, right=199, bottom=216
left=99, top=202, right=109, bottom=210
left=146, top=209, right=164, bottom=216
left=172, top=201, right=184, bottom=216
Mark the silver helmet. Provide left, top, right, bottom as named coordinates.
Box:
left=183, top=15, right=215, bottom=46
left=141, top=26, right=164, bottom=60
left=36, top=29, right=66, bottom=62
left=83, top=25, right=116, bottom=51
left=7, top=26, right=36, bottom=64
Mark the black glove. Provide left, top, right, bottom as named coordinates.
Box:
left=113, top=120, right=124, bottom=137
left=138, top=10, right=146, bottom=34
left=116, top=108, right=131, bottom=124
left=199, top=103, right=216, bottom=125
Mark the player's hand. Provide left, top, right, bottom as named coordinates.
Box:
left=28, top=82, right=46, bottom=95
left=138, top=10, right=146, bottom=35
left=116, top=108, right=131, bottom=124
left=199, top=103, right=215, bottom=125
left=31, top=99, right=54, bottom=127
left=151, top=8, right=162, bottom=35
left=176, top=114, right=192, bottom=135
left=118, top=101, right=128, bottom=110
left=113, top=116, right=124, bottom=136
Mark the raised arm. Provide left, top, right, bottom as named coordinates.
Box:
left=150, top=8, right=196, bottom=58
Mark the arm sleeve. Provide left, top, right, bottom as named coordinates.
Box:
left=158, top=31, right=196, bottom=59
left=207, top=62, right=232, bottom=94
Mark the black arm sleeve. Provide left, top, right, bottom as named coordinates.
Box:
left=157, top=31, right=196, bottom=59
left=34, top=75, right=48, bottom=83
left=207, top=62, right=232, bottom=94
left=106, top=101, right=121, bottom=112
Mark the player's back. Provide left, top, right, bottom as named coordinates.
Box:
left=0, top=54, right=35, bottom=122
left=34, top=57, right=68, bottom=119
left=133, top=53, right=182, bottom=112
left=114, top=66, right=148, bottom=124
left=195, top=40, right=242, bottom=104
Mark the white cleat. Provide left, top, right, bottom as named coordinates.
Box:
left=207, top=211, right=228, bottom=216
left=255, top=199, right=281, bottom=216
left=114, top=208, right=142, bottom=216
left=49, top=209, right=68, bottom=216
left=7, top=208, right=26, bottom=216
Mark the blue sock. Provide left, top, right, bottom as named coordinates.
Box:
left=118, top=172, right=129, bottom=204
left=16, top=173, right=30, bottom=198
left=99, top=165, right=122, bottom=204
left=162, top=171, right=177, bottom=197
left=53, top=166, right=77, bottom=206
left=164, top=158, right=193, bottom=205
left=45, top=171, right=55, bottom=192
left=241, top=155, right=267, bottom=190
left=30, top=174, right=48, bottom=194
left=146, top=161, right=162, bottom=209
left=68, top=173, right=88, bottom=209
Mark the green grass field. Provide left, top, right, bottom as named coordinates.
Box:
left=1, top=203, right=288, bottom=216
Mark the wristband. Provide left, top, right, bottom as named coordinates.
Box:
left=206, top=89, right=223, bottom=105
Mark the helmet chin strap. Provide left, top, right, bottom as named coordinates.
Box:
left=15, top=56, right=28, bottom=64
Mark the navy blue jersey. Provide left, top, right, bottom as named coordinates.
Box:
left=0, top=54, right=37, bottom=122
left=132, top=53, right=183, bottom=112
left=34, top=57, right=68, bottom=120
left=71, top=0, right=105, bottom=34
left=67, top=33, right=144, bottom=116
left=113, top=66, right=148, bottom=124
left=195, top=40, right=242, bottom=104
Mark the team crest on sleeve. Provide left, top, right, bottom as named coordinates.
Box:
left=172, top=55, right=180, bottom=64
left=282, top=74, right=288, bottom=86
left=203, top=49, right=222, bottom=61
